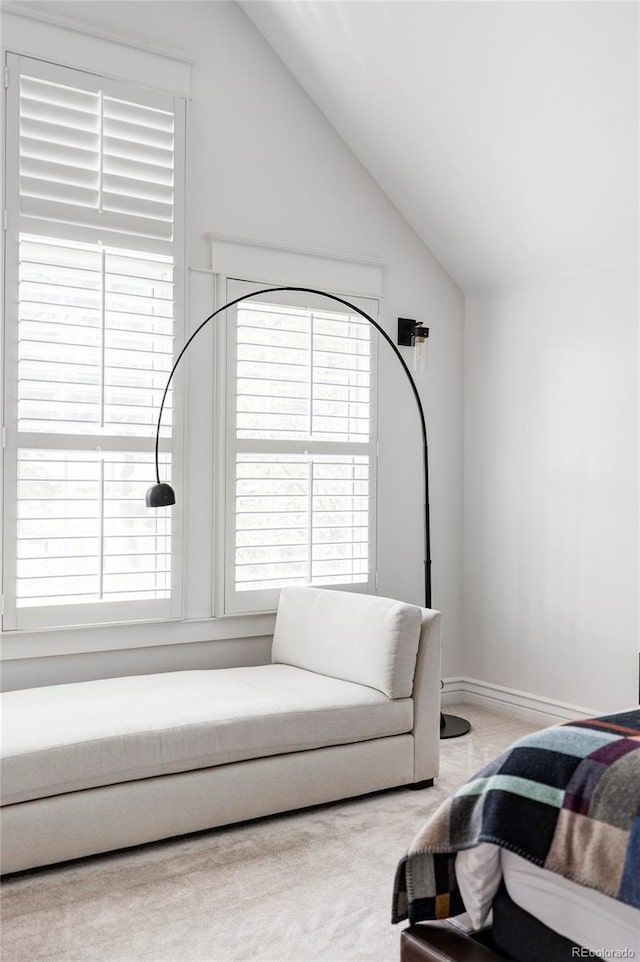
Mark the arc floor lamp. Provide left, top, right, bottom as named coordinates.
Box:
left=146, top=286, right=471, bottom=740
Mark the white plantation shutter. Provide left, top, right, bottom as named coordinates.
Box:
left=19, top=73, right=102, bottom=215
left=235, top=302, right=372, bottom=442
left=234, top=453, right=370, bottom=592
left=3, top=54, right=185, bottom=630
left=102, top=96, right=175, bottom=237
left=224, top=283, right=377, bottom=614
left=16, top=450, right=171, bottom=608
left=17, top=61, right=176, bottom=248
left=17, top=237, right=174, bottom=436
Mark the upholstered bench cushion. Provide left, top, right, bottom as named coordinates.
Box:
left=1, top=665, right=412, bottom=806
left=272, top=586, right=423, bottom=698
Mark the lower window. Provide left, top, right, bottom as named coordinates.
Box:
left=16, top=450, right=171, bottom=608
left=222, top=281, right=378, bottom=614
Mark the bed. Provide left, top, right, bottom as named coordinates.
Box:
left=392, top=708, right=640, bottom=961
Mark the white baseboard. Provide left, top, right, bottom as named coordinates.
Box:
left=441, top=676, right=597, bottom=727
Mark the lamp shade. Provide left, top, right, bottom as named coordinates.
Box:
left=145, top=482, right=176, bottom=507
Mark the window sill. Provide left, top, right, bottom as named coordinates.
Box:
left=0, top=612, right=277, bottom=660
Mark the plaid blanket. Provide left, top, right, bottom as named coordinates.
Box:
left=392, top=709, right=640, bottom=924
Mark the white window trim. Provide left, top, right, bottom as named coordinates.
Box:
left=1, top=7, right=192, bottom=99
left=1, top=43, right=188, bottom=632
left=0, top=611, right=277, bottom=662
left=208, top=232, right=385, bottom=301
left=209, top=236, right=385, bottom=618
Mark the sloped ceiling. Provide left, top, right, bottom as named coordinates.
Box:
left=242, top=1, right=638, bottom=292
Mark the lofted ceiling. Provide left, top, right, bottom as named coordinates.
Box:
left=242, top=1, right=638, bottom=293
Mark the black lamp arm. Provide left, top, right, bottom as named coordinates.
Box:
left=152, top=286, right=431, bottom=608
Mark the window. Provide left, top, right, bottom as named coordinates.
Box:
left=222, top=281, right=378, bottom=614
left=2, top=54, right=185, bottom=630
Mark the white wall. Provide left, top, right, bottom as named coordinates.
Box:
left=464, top=262, right=638, bottom=712
left=1, top=2, right=464, bottom=689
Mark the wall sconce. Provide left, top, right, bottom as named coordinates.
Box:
left=398, top=318, right=429, bottom=373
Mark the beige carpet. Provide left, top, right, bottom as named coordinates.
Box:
left=1, top=703, right=540, bottom=962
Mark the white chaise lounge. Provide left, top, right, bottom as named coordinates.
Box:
left=0, top=587, right=441, bottom=873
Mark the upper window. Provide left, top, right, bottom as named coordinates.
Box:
left=222, top=281, right=378, bottom=614
left=2, top=54, right=186, bottom=630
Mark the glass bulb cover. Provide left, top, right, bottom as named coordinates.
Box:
left=413, top=338, right=427, bottom=374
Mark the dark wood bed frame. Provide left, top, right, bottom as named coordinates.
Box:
left=400, top=884, right=584, bottom=962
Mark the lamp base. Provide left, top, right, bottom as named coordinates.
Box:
left=440, top=712, right=471, bottom=739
